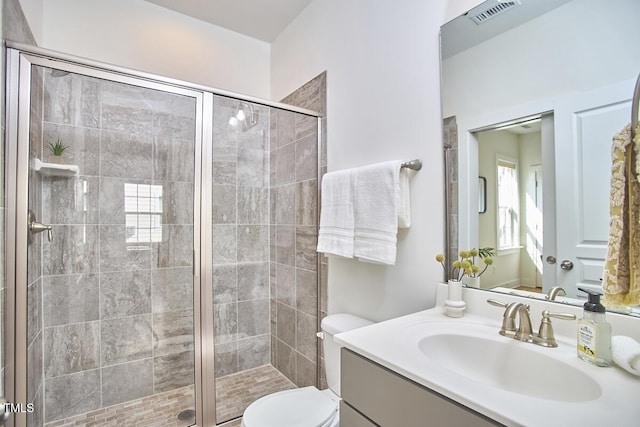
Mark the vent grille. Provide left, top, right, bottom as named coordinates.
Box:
left=469, top=0, right=521, bottom=25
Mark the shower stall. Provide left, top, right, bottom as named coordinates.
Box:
left=4, top=44, right=324, bottom=427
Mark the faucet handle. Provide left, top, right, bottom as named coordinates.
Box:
left=535, top=310, right=576, bottom=347
left=486, top=298, right=507, bottom=308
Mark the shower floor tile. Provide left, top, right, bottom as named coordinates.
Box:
left=43, top=365, right=295, bottom=426
left=215, top=364, right=296, bottom=424
left=44, top=385, right=195, bottom=427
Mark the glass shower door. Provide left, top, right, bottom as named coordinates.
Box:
left=16, top=59, right=200, bottom=427
left=211, top=95, right=321, bottom=424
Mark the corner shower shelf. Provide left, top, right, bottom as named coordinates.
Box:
left=32, top=158, right=79, bottom=177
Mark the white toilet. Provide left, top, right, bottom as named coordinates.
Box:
left=241, top=313, right=373, bottom=427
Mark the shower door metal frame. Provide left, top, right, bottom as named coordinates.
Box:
left=5, top=47, right=211, bottom=427
left=5, top=42, right=323, bottom=427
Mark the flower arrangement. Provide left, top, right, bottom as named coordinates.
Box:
left=436, top=248, right=495, bottom=282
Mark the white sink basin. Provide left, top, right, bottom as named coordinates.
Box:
left=334, top=291, right=640, bottom=427
left=403, top=321, right=602, bottom=402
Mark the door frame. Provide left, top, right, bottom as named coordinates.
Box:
left=457, top=102, right=555, bottom=291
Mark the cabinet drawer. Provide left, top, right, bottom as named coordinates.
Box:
left=340, top=401, right=378, bottom=427
left=341, top=348, right=501, bottom=427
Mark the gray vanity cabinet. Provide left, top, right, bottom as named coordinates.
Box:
left=340, top=348, right=503, bottom=426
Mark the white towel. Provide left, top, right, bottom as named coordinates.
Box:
left=317, top=169, right=355, bottom=258
left=612, top=335, right=640, bottom=376
left=353, top=161, right=404, bottom=265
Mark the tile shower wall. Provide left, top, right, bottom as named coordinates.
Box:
left=211, top=74, right=325, bottom=391
left=212, top=96, right=272, bottom=377
left=271, top=72, right=326, bottom=387
left=32, top=71, right=196, bottom=424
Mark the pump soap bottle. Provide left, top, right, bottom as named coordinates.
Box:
left=577, top=287, right=612, bottom=367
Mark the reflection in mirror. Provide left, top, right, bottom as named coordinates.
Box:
left=478, top=177, right=486, bottom=214
left=475, top=120, right=543, bottom=292
left=440, top=0, right=640, bottom=314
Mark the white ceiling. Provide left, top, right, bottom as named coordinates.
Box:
left=144, top=0, right=313, bottom=42
left=441, top=0, right=572, bottom=58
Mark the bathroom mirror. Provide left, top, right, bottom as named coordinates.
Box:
left=441, top=0, right=640, bottom=312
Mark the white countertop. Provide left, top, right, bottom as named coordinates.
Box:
left=334, top=284, right=640, bottom=427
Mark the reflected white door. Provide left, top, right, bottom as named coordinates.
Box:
left=553, top=79, right=634, bottom=298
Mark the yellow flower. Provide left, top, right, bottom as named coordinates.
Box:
left=464, top=267, right=473, bottom=275
left=483, top=257, right=494, bottom=265
left=453, top=260, right=461, bottom=268
left=471, top=265, right=479, bottom=273
left=435, top=253, right=445, bottom=262
left=469, top=248, right=479, bottom=257
left=460, top=260, right=471, bottom=269
left=459, top=250, right=470, bottom=259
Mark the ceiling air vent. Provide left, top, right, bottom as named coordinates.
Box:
left=468, top=0, right=521, bottom=25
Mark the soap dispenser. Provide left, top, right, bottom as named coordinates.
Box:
left=577, top=288, right=612, bottom=367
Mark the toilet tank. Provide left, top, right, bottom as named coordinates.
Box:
left=320, top=314, right=373, bottom=396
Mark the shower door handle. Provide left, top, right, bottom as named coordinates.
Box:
left=28, top=210, right=53, bottom=242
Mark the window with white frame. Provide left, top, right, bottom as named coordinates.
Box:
left=497, top=158, right=519, bottom=250
left=125, top=183, right=163, bottom=244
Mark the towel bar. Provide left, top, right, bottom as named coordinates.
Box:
left=401, top=159, right=422, bottom=170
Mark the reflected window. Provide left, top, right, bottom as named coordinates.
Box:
left=497, top=158, right=519, bottom=250
left=125, top=183, right=163, bottom=243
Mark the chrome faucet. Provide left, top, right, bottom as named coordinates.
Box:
left=487, top=299, right=575, bottom=347
left=514, top=304, right=533, bottom=342
left=545, top=286, right=567, bottom=301
left=487, top=299, right=530, bottom=339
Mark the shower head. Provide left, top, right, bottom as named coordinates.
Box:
left=228, top=102, right=258, bottom=131
left=241, top=102, right=258, bottom=130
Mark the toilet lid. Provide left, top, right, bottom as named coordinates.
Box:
left=243, top=387, right=338, bottom=427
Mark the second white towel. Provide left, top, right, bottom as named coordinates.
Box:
left=612, top=335, right=640, bottom=376
left=353, top=161, right=406, bottom=265
left=317, top=169, right=355, bottom=258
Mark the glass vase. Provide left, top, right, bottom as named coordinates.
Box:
left=466, top=276, right=480, bottom=288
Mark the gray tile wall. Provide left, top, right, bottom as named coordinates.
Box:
left=271, top=72, right=326, bottom=388
left=211, top=73, right=325, bottom=391
left=212, top=96, right=272, bottom=377
left=34, top=71, right=196, bottom=423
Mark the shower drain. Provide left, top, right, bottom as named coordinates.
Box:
left=177, top=409, right=196, bottom=421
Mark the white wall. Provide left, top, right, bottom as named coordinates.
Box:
left=37, top=0, right=271, bottom=98
left=271, top=0, right=481, bottom=322
left=17, top=0, right=41, bottom=44
left=477, top=130, right=520, bottom=288
left=442, top=0, right=640, bottom=120
left=518, top=131, right=542, bottom=288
